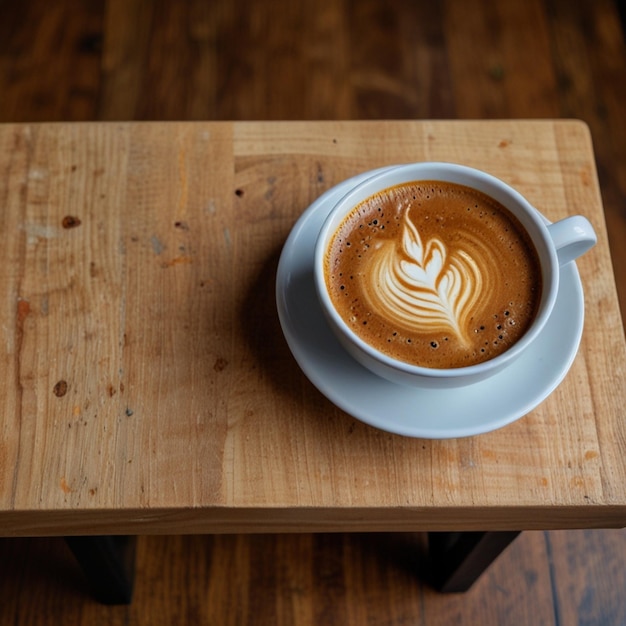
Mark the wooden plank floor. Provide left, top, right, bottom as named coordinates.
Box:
left=0, top=0, right=625, bottom=624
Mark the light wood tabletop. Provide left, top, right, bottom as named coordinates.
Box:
left=1, top=120, right=625, bottom=537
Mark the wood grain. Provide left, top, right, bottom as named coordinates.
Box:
left=1, top=0, right=626, bottom=624
left=1, top=530, right=625, bottom=625
left=0, top=0, right=103, bottom=121
left=0, top=119, right=624, bottom=536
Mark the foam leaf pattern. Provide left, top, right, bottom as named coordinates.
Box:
left=368, top=215, right=482, bottom=345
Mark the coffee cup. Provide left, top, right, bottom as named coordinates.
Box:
left=314, top=162, right=596, bottom=388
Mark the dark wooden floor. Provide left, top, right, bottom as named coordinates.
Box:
left=1, top=0, right=625, bottom=624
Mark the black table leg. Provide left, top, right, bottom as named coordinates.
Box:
left=427, top=531, right=521, bottom=592
left=64, top=531, right=517, bottom=601
left=64, top=535, right=137, bottom=604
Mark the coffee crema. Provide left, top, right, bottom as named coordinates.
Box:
left=324, top=180, right=542, bottom=369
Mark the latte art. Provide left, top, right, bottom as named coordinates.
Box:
left=325, top=181, right=542, bottom=369
left=367, top=211, right=482, bottom=346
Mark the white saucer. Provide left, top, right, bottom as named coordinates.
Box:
left=275, top=170, right=585, bottom=438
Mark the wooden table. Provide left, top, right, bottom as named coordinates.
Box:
left=1, top=121, right=625, bottom=602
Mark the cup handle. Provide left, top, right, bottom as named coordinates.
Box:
left=547, top=215, right=597, bottom=266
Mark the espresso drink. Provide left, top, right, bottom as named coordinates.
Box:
left=324, top=181, right=542, bottom=369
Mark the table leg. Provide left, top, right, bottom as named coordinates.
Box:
left=64, top=535, right=136, bottom=604
left=427, top=531, right=521, bottom=592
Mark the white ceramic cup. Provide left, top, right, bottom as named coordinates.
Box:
left=314, top=162, right=597, bottom=388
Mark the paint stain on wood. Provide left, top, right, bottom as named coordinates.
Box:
left=62, top=215, right=81, bottom=229
left=580, top=165, right=592, bottom=187
left=151, top=235, right=166, bottom=255
left=53, top=380, right=68, bottom=397
left=214, top=357, right=228, bottom=372
left=60, top=477, right=74, bottom=494
left=161, top=255, right=193, bottom=268
left=17, top=298, right=30, bottom=324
